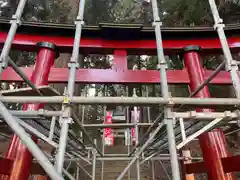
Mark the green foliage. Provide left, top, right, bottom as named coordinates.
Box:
left=23, top=0, right=71, bottom=23
left=161, top=0, right=211, bottom=26
left=2, top=0, right=71, bottom=68
left=2, top=0, right=240, bottom=178
left=9, top=51, right=36, bottom=66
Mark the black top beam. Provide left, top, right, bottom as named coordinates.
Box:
left=1, top=18, right=240, bottom=40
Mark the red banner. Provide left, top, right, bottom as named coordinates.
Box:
left=131, top=109, right=140, bottom=145
left=104, top=111, right=114, bottom=146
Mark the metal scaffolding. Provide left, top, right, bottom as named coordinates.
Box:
left=0, top=0, right=240, bottom=179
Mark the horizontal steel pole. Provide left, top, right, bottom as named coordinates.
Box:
left=0, top=101, right=64, bottom=180
left=16, top=117, right=58, bottom=147
left=95, top=156, right=203, bottom=161
left=103, top=154, right=133, bottom=157
left=176, top=117, right=226, bottom=149
left=83, top=123, right=152, bottom=128
left=175, top=111, right=239, bottom=120
left=45, top=156, right=202, bottom=162
left=1, top=96, right=240, bottom=106
left=6, top=110, right=61, bottom=117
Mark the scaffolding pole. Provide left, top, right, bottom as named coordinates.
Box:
left=49, top=116, right=57, bottom=140
left=0, top=101, right=64, bottom=180
left=129, top=112, right=163, bottom=157
left=134, top=106, right=141, bottom=180
left=16, top=117, right=58, bottom=147
left=151, top=160, right=155, bottom=180
left=116, top=122, right=164, bottom=180
left=208, top=0, right=240, bottom=98
left=92, top=149, right=97, bottom=180
left=55, top=0, right=86, bottom=174
left=2, top=96, right=240, bottom=106
left=76, top=163, right=92, bottom=179
left=0, top=0, right=27, bottom=74
left=126, top=86, right=131, bottom=180
left=150, top=0, right=181, bottom=178
left=137, top=58, right=228, bottom=154
left=132, top=89, right=141, bottom=180
left=101, top=85, right=107, bottom=180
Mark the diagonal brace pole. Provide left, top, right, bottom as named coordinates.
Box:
left=0, top=101, right=64, bottom=180
left=176, top=113, right=231, bottom=149
left=116, top=122, right=164, bottom=180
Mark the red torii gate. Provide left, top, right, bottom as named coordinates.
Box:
left=0, top=20, right=240, bottom=179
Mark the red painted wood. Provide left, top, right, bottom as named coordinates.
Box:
left=1, top=67, right=240, bottom=84
left=1, top=67, right=189, bottom=84
left=221, top=155, right=240, bottom=173
left=0, top=158, right=13, bottom=175
left=5, top=45, right=58, bottom=180
left=184, top=48, right=236, bottom=180
left=112, top=50, right=127, bottom=70
left=0, top=158, right=45, bottom=175
left=199, top=129, right=235, bottom=180
left=184, top=50, right=213, bottom=112
left=1, top=32, right=240, bottom=54
left=185, top=155, right=240, bottom=174
left=36, top=176, right=48, bottom=180
left=184, top=162, right=206, bottom=174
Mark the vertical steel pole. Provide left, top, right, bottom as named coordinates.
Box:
left=49, top=116, right=56, bottom=141
left=4, top=42, right=58, bottom=180
left=101, top=85, right=107, bottom=180
left=0, top=0, right=27, bottom=74
left=151, top=160, right=155, bottom=180
left=132, top=88, right=141, bottom=180
left=183, top=45, right=236, bottom=180
left=151, top=0, right=180, bottom=179
left=208, top=0, right=240, bottom=98
left=126, top=86, right=131, bottom=180
left=116, top=122, right=164, bottom=180
left=0, top=102, right=63, bottom=180
left=92, top=149, right=97, bottom=180
left=76, top=166, right=80, bottom=180
left=133, top=106, right=140, bottom=180
left=55, top=0, right=86, bottom=174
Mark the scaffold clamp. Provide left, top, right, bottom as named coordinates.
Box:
left=0, top=61, right=5, bottom=69
left=75, top=15, right=85, bottom=26
left=231, top=60, right=239, bottom=70
left=63, top=96, right=71, bottom=104
left=68, top=61, right=80, bottom=68
left=10, top=14, right=21, bottom=25
left=213, top=20, right=225, bottom=30
left=152, top=20, right=162, bottom=27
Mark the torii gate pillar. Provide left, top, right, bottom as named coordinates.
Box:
left=4, top=42, right=58, bottom=180
left=183, top=45, right=236, bottom=180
